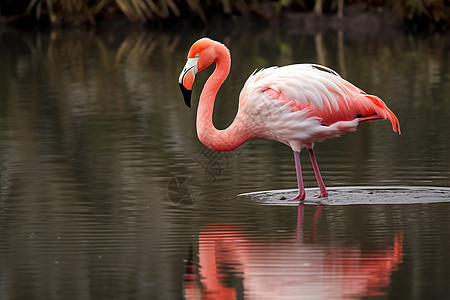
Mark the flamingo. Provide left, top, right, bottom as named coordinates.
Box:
left=179, top=38, right=400, bottom=200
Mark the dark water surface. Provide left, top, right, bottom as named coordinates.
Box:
left=0, top=27, right=449, bottom=299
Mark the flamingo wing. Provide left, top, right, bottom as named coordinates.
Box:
left=239, top=64, right=400, bottom=133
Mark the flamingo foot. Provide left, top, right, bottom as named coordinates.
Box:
left=291, top=192, right=306, bottom=201
left=316, top=192, right=328, bottom=199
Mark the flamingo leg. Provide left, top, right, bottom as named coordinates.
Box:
left=308, top=148, right=328, bottom=198
left=291, top=151, right=306, bottom=201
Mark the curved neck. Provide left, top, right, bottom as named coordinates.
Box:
left=196, top=46, right=249, bottom=152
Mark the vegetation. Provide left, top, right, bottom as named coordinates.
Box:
left=0, top=0, right=448, bottom=28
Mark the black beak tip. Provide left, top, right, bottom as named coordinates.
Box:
left=179, top=83, right=192, bottom=108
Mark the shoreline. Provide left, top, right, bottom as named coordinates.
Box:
left=0, top=3, right=448, bottom=34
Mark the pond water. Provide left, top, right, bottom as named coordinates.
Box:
left=0, top=27, right=449, bottom=299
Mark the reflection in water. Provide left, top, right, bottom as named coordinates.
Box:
left=186, top=204, right=403, bottom=300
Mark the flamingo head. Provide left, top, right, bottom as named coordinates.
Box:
left=179, top=38, right=227, bottom=108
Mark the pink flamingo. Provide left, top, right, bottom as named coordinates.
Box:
left=179, top=38, right=400, bottom=200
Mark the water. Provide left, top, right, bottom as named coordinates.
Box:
left=0, top=27, right=449, bottom=299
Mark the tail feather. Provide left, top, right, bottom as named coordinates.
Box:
left=366, top=95, right=401, bottom=134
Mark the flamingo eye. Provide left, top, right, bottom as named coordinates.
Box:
left=195, top=53, right=200, bottom=58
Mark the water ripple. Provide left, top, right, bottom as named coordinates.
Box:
left=239, top=186, right=450, bottom=205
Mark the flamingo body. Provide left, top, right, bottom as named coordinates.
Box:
left=179, top=38, right=400, bottom=200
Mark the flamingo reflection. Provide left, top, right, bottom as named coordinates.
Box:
left=185, top=204, right=403, bottom=300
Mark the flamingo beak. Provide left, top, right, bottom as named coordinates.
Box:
left=179, top=57, right=199, bottom=108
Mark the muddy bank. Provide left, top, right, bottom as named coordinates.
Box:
left=283, top=4, right=404, bottom=36
left=0, top=2, right=447, bottom=35
left=191, top=3, right=406, bottom=40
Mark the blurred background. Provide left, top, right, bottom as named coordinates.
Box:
left=0, top=0, right=449, bottom=30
